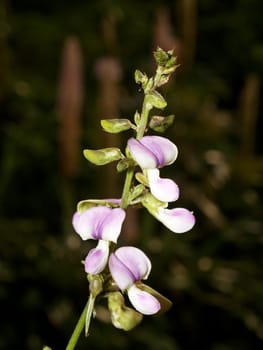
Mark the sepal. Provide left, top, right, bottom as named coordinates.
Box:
left=77, top=199, right=120, bottom=213
left=136, top=282, right=172, bottom=314
left=129, top=184, right=145, bottom=201
left=83, top=147, right=123, bottom=165
left=116, top=158, right=135, bottom=172
left=142, top=193, right=168, bottom=214
left=135, top=172, right=148, bottom=186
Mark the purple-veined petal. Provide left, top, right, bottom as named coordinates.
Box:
left=72, top=206, right=125, bottom=242
left=147, top=168, right=179, bottom=202
left=100, top=208, right=126, bottom=243
left=127, top=284, right=160, bottom=315
left=128, top=136, right=178, bottom=169
left=156, top=207, right=195, bottom=233
left=84, top=240, right=109, bottom=274
left=109, top=247, right=152, bottom=290
left=109, top=252, right=136, bottom=290
left=128, top=138, right=158, bottom=168
left=140, top=136, right=178, bottom=167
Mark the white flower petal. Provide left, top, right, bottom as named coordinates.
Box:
left=156, top=207, right=195, bottom=233
left=140, top=136, right=178, bottom=167
left=109, top=252, right=135, bottom=290
left=109, top=247, right=152, bottom=291
left=84, top=240, right=109, bottom=274
left=127, top=284, right=160, bottom=315
left=128, top=138, right=158, bottom=168
left=101, top=208, right=126, bottom=243
left=114, top=246, right=152, bottom=281
left=72, top=206, right=125, bottom=242
left=147, top=169, right=179, bottom=202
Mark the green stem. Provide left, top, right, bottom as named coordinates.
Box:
left=136, top=96, right=151, bottom=140
left=65, top=300, right=90, bottom=350
left=120, top=167, right=134, bottom=209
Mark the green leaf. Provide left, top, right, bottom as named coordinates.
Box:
left=83, top=148, right=123, bottom=165
left=101, top=119, right=133, bottom=133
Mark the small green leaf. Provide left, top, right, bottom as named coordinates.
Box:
left=101, top=119, right=133, bottom=133
left=83, top=148, right=123, bottom=165
left=149, top=115, right=175, bottom=132
left=147, top=90, right=167, bottom=109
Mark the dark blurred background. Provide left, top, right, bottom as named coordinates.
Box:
left=0, top=1, right=263, bottom=349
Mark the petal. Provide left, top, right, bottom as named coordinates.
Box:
left=114, top=247, right=152, bottom=281
left=156, top=207, right=195, bottom=233
left=147, top=169, right=179, bottom=202
left=127, top=284, right=160, bottom=315
left=109, top=252, right=136, bottom=290
left=100, top=207, right=126, bottom=243
left=140, top=136, right=178, bottom=167
left=109, top=247, right=152, bottom=290
left=84, top=240, right=109, bottom=274
left=72, top=206, right=125, bottom=242
left=128, top=138, right=158, bottom=169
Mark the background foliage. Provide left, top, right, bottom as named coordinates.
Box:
left=0, top=1, right=263, bottom=349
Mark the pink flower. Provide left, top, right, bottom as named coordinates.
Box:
left=128, top=136, right=179, bottom=202
left=72, top=206, right=126, bottom=274
left=128, top=136, right=178, bottom=169
left=109, top=247, right=160, bottom=315
left=72, top=206, right=125, bottom=242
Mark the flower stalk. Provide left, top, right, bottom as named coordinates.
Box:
left=44, top=48, right=195, bottom=350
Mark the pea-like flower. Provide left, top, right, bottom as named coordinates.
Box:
left=72, top=206, right=126, bottom=274
left=128, top=136, right=179, bottom=202
left=109, top=246, right=160, bottom=315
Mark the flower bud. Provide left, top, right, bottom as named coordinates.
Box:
left=108, top=292, right=143, bottom=331
left=146, top=90, right=167, bottom=109
left=154, top=47, right=177, bottom=68
left=101, top=119, right=133, bottom=133
left=116, top=158, right=135, bottom=172
left=83, top=147, right=123, bottom=165
left=134, top=69, right=148, bottom=87
left=149, top=115, right=175, bottom=132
